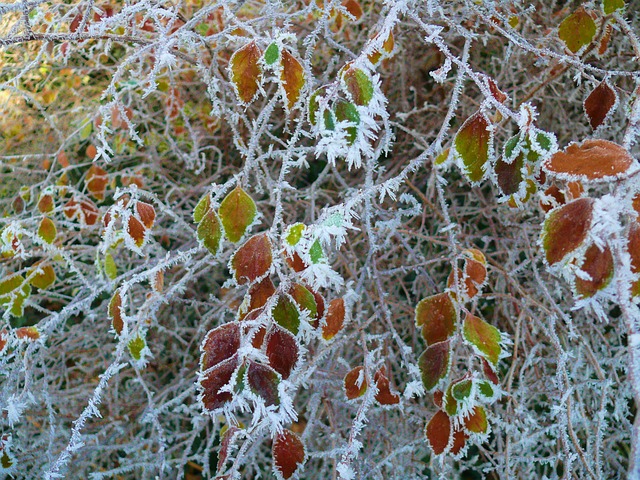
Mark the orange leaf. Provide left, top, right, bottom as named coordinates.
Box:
left=136, top=201, right=156, bottom=229
left=322, top=297, right=345, bottom=341
left=230, top=41, right=262, bottom=103
left=425, top=410, right=452, bottom=455
left=544, top=139, right=634, bottom=182
left=280, top=49, right=305, bottom=110
left=273, top=429, right=306, bottom=479
left=344, top=366, right=368, bottom=399
left=127, top=216, right=146, bottom=248
left=574, top=244, right=614, bottom=297
left=85, top=164, right=108, bottom=200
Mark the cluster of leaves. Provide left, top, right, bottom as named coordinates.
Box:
left=1, top=0, right=640, bottom=479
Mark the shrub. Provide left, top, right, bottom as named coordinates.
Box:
left=0, top=0, right=639, bottom=478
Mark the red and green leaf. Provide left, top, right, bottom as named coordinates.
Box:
left=108, top=289, right=124, bottom=335
left=342, top=67, right=373, bottom=106
left=541, top=198, right=593, bottom=265
left=418, top=340, right=451, bottom=392
left=454, top=112, right=491, bottom=183
left=231, top=234, right=273, bottom=285
left=415, top=293, right=457, bottom=345
left=462, top=313, right=501, bottom=366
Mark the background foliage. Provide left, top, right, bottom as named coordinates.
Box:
left=1, top=0, right=640, bottom=478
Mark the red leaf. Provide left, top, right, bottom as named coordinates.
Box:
left=574, top=244, right=614, bottom=297
left=544, top=139, right=634, bottom=182
left=239, top=277, right=275, bottom=320
left=199, top=355, right=239, bottom=411
left=136, top=201, right=156, bottom=229
left=344, top=366, right=368, bottom=399
left=629, top=222, right=640, bottom=296
left=418, top=341, right=451, bottom=392
left=108, top=289, right=123, bottom=335
left=450, top=427, right=468, bottom=456
left=541, top=198, right=593, bottom=265
left=231, top=234, right=273, bottom=285
left=230, top=42, right=263, bottom=103
left=201, top=323, right=241, bottom=371
left=584, top=81, right=617, bottom=129
left=217, top=426, right=240, bottom=474
left=415, top=293, right=457, bottom=345
left=37, top=194, right=54, bottom=214
left=266, top=326, right=299, bottom=380
left=322, top=297, right=345, bottom=341
left=374, top=367, right=400, bottom=405
left=425, top=410, right=452, bottom=455
left=273, top=429, right=306, bottom=479
left=127, top=216, right=146, bottom=248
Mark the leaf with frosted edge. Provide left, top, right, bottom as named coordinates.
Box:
left=230, top=41, right=262, bottom=104
left=374, top=367, right=400, bottom=405
left=219, top=186, right=256, bottom=243
left=603, top=0, right=625, bottom=14
left=558, top=8, right=596, bottom=54
left=285, top=223, right=305, bottom=246
left=247, top=361, right=280, bottom=406
left=38, top=217, right=57, bottom=244
left=503, top=134, right=521, bottom=162
left=368, top=30, right=395, bottom=65
left=197, top=209, right=223, bottom=256
left=136, top=202, right=156, bottom=229
left=541, top=198, right=593, bottom=265
left=231, top=234, right=272, bottom=285
left=465, top=406, right=488, bottom=434
left=193, top=193, right=211, bottom=223
left=16, top=326, right=40, bottom=341
left=280, top=49, right=305, bottom=110
left=425, top=410, right=452, bottom=455
left=308, top=239, right=324, bottom=263
left=344, top=366, right=368, bottom=399
left=29, top=264, right=55, bottom=290
left=443, top=382, right=458, bottom=416
left=463, top=313, right=501, bottom=366
left=574, top=244, right=614, bottom=297
left=322, top=297, right=345, bottom=341
left=127, top=216, right=146, bottom=248
left=199, top=355, right=239, bottom=412
left=543, top=140, right=635, bottom=182
left=482, top=358, right=500, bottom=385
left=201, top=323, right=241, bottom=372
left=289, top=283, right=318, bottom=320
left=418, top=340, right=451, bottom=392
left=264, top=43, right=279, bottom=65
left=308, top=87, right=328, bottom=126
left=128, top=335, right=145, bottom=360
left=477, top=379, right=497, bottom=401
left=266, top=326, right=299, bottom=380
left=308, top=287, right=325, bottom=328
left=585, top=81, right=617, bottom=130
left=273, top=429, right=306, bottom=480
left=454, top=112, right=491, bottom=183
left=628, top=222, right=640, bottom=296
left=37, top=194, right=54, bottom=214
left=343, top=67, right=373, bottom=106
left=85, top=165, right=108, bottom=201
left=109, top=289, right=124, bottom=335
left=451, top=427, right=468, bottom=457
left=415, top=293, right=457, bottom=346
left=217, top=425, right=240, bottom=474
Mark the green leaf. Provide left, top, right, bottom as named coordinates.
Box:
left=603, top=0, right=624, bottom=14
left=454, top=112, right=491, bottom=183
left=273, top=294, right=300, bottom=334
left=558, top=8, right=596, bottom=54
left=309, top=239, right=324, bottom=263
left=462, top=313, right=502, bottom=366
left=452, top=379, right=472, bottom=401
left=219, top=186, right=256, bottom=243
left=335, top=101, right=360, bottom=144
left=197, top=209, right=223, bottom=256
left=0, top=274, right=31, bottom=317
left=264, top=43, right=279, bottom=65
left=79, top=121, right=93, bottom=140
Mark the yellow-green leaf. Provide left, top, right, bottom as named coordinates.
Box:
left=603, top=0, right=624, bottom=14
left=193, top=192, right=211, bottom=223
left=128, top=335, right=146, bottom=360
left=218, top=186, right=256, bottom=243
left=559, top=8, right=596, bottom=54
left=104, top=253, right=117, bottom=280
left=264, top=42, right=279, bottom=65
left=197, top=209, right=223, bottom=256
left=30, top=264, right=56, bottom=290
left=462, top=313, right=502, bottom=366
left=38, top=217, right=57, bottom=244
